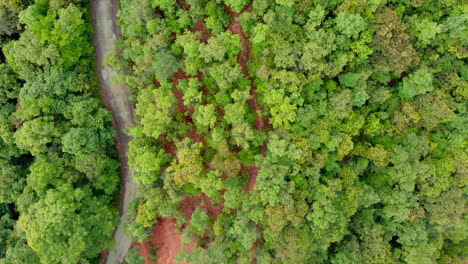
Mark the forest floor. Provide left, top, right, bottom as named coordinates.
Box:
left=91, top=0, right=137, bottom=263
left=138, top=3, right=268, bottom=263
left=226, top=5, right=269, bottom=263
left=136, top=218, right=187, bottom=264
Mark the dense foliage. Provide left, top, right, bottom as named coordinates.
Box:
left=0, top=0, right=120, bottom=263
left=115, top=0, right=467, bottom=263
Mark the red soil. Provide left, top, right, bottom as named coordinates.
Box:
left=260, top=142, right=267, bottom=156
left=171, top=70, right=191, bottom=86
left=137, top=194, right=223, bottom=264
left=99, top=250, right=109, bottom=264
left=226, top=5, right=268, bottom=263
left=192, top=20, right=212, bottom=44
left=226, top=5, right=269, bottom=199
left=246, top=166, right=259, bottom=192
left=227, top=20, right=248, bottom=75
left=170, top=69, right=206, bottom=143
left=180, top=194, right=224, bottom=220
left=137, top=241, right=154, bottom=264
left=173, top=89, right=190, bottom=115
left=161, top=137, right=178, bottom=156
left=250, top=225, right=263, bottom=264
left=187, top=127, right=205, bottom=143
left=138, top=218, right=191, bottom=264
left=226, top=7, right=270, bottom=132
left=139, top=4, right=267, bottom=264
left=139, top=61, right=218, bottom=263
left=245, top=141, right=267, bottom=193
left=153, top=78, right=161, bottom=88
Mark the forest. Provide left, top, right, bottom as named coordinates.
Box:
left=114, top=0, right=466, bottom=263
left=0, top=0, right=120, bottom=263
left=0, top=0, right=466, bottom=264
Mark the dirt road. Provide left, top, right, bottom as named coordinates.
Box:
left=90, top=0, right=137, bottom=263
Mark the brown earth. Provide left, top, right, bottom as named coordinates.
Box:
left=137, top=218, right=192, bottom=264
left=139, top=3, right=270, bottom=263
left=226, top=6, right=270, bottom=132
left=193, top=19, right=212, bottom=44
left=226, top=5, right=269, bottom=263
left=138, top=68, right=215, bottom=264
left=246, top=166, right=260, bottom=192
left=226, top=5, right=271, bottom=195
left=180, top=194, right=224, bottom=220
left=138, top=194, right=224, bottom=264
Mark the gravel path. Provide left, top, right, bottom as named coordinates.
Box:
left=90, top=0, right=137, bottom=263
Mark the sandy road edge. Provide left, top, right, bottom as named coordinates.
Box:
left=90, top=0, right=138, bottom=263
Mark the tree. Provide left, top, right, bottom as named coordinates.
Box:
left=166, top=138, right=204, bottom=188
left=262, top=89, right=297, bottom=129
left=14, top=116, right=61, bottom=155
left=335, top=12, right=367, bottom=39
left=0, top=230, right=40, bottom=264
left=128, top=143, right=170, bottom=185
left=15, top=69, right=89, bottom=120
left=231, top=123, right=254, bottom=149
left=352, top=214, right=395, bottom=264
left=0, top=3, right=21, bottom=35
left=17, top=184, right=118, bottom=264
left=210, top=141, right=241, bottom=177
left=207, top=61, right=243, bottom=91
left=196, top=170, right=224, bottom=202
left=329, top=89, right=352, bottom=119
left=152, top=51, right=179, bottom=79
left=371, top=6, right=419, bottom=75
left=125, top=222, right=151, bottom=242
left=194, top=104, right=217, bottom=133
left=226, top=212, right=259, bottom=250
left=61, top=127, right=115, bottom=155
left=300, top=28, right=337, bottom=73
left=204, top=2, right=230, bottom=34
left=223, top=0, right=250, bottom=13
left=411, top=17, right=442, bottom=46
left=223, top=102, right=246, bottom=125
left=189, top=208, right=212, bottom=236
left=136, top=84, right=177, bottom=139
left=178, top=78, right=203, bottom=108
left=74, top=153, right=120, bottom=195
left=124, top=246, right=145, bottom=264
left=18, top=3, right=92, bottom=69
left=0, top=208, right=15, bottom=258
left=136, top=187, right=177, bottom=227
left=0, top=159, right=25, bottom=203
left=199, top=32, right=242, bottom=63
left=399, top=67, right=434, bottom=99
left=63, top=97, right=112, bottom=129
left=0, top=64, right=21, bottom=102
left=415, top=93, right=453, bottom=130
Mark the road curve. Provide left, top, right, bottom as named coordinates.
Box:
left=90, top=0, right=137, bottom=263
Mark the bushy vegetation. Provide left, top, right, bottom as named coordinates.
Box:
left=0, top=0, right=119, bottom=263
left=1, top=0, right=465, bottom=263
left=115, top=0, right=467, bottom=263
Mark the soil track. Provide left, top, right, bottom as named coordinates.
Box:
left=193, top=20, right=212, bottom=44
left=226, top=6, right=269, bottom=132
left=138, top=218, right=191, bottom=264
left=91, top=0, right=138, bottom=263
left=138, top=68, right=221, bottom=263
left=226, top=5, right=268, bottom=263
left=138, top=3, right=268, bottom=263
left=226, top=5, right=270, bottom=195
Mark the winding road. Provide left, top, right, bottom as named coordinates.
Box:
left=91, top=0, right=137, bottom=263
